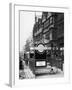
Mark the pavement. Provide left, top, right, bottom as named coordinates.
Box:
left=19, top=61, right=35, bottom=79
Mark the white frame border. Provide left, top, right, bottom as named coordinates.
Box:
left=9, top=3, right=70, bottom=87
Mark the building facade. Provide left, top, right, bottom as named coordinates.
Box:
left=33, top=12, right=64, bottom=70
left=33, top=12, right=64, bottom=50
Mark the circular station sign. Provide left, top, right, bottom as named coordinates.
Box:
left=37, top=44, right=45, bottom=52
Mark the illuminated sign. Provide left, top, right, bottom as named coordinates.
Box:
left=37, top=44, right=45, bottom=52
left=36, top=61, right=46, bottom=66
left=35, top=44, right=48, bottom=52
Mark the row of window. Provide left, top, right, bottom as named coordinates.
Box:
left=44, top=16, right=54, bottom=29
left=34, top=16, right=54, bottom=37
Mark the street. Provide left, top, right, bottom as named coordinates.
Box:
left=19, top=61, right=64, bottom=79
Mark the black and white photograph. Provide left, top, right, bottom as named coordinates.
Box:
left=19, top=10, right=64, bottom=79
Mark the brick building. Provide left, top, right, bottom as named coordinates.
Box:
left=33, top=16, right=43, bottom=46
left=33, top=12, right=64, bottom=70
left=33, top=12, right=64, bottom=50
left=55, top=13, right=64, bottom=49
